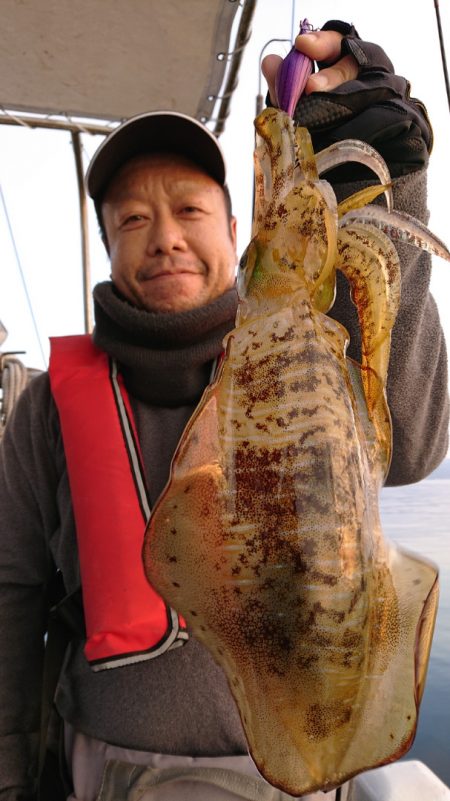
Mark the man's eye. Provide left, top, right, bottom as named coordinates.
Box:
left=122, top=214, right=145, bottom=226
left=182, top=205, right=202, bottom=214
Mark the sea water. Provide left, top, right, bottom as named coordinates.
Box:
left=379, top=458, right=450, bottom=785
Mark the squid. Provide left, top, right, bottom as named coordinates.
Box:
left=143, top=107, right=449, bottom=795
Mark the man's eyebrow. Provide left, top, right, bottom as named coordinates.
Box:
left=172, top=184, right=212, bottom=195
left=105, top=191, right=148, bottom=206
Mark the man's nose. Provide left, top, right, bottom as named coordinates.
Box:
left=147, top=212, right=186, bottom=255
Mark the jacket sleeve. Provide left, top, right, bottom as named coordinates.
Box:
left=0, top=374, right=58, bottom=799
left=292, top=22, right=449, bottom=483
left=329, top=168, right=449, bottom=485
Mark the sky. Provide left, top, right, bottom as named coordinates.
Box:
left=1, top=0, right=449, bottom=381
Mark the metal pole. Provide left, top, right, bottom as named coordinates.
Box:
left=0, top=112, right=114, bottom=136
left=71, top=131, right=93, bottom=334
left=434, top=0, right=450, bottom=112
left=213, top=0, right=258, bottom=135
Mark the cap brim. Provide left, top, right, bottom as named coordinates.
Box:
left=86, top=110, right=226, bottom=200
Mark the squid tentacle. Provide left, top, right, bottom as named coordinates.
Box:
left=337, top=184, right=391, bottom=218
left=336, top=222, right=402, bottom=474
left=339, top=206, right=450, bottom=262
left=316, top=139, right=394, bottom=212
left=253, top=110, right=296, bottom=236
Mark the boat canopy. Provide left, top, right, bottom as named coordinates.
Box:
left=0, top=0, right=256, bottom=133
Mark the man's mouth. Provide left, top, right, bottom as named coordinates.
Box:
left=148, top=270, right=198, bottom=280
left=137, top=264, right=203, bottom=282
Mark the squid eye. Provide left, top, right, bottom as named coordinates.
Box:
left=237, top=242, right=258, bottom=297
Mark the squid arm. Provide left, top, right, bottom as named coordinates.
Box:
left=316, top=139, right=394, bottom=212
left=340, top=206, right=450, bottom=262
left=335, top=222, right=402, bottom=475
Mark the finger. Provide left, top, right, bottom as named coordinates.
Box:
left=261, top=53, right=283, bottom=105
left=305, top=55, right=358, bottom=94
left=295, top=29, right=343, bottom=64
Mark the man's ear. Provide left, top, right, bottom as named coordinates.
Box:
left=230, top=215, right=238, bottom=255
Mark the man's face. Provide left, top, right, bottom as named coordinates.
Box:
left=101, top=153, right=237, bottom=313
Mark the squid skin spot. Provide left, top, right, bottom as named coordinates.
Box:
left=256, top=422, right=268, bottom=431
left=170, top=528, right=177, bottom=535
left=184, top=485, right=191, bottom=494
left=168, top=556, right=177, bottom=563
left=297, top=653, right=319, bottom=670
left=343, top=652, right=353, bottom=668
left=270, top=326, right=295, bottom=343
left=172, top=582, right=180, bottom=588
left=190, top=610, right=198, bottom=617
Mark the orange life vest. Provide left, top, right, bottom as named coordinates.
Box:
left=49, top=334, right=187, bottom=671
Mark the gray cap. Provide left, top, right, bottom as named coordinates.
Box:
left=86, top=110, right=227, bottom=201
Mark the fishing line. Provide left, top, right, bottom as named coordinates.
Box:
left=0, top=183, right=47, bottom=366
left=290, top=0, right=296, bottom=41
left=433, top=0, right=450, bottom=112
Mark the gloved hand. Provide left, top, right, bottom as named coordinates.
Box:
left=263, top=20, right=432, bottom=178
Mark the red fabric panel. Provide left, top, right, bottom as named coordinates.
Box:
left=49, top=335, right=175, bottom=665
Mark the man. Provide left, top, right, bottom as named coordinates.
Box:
left=0, top=23, right=448, bottom=801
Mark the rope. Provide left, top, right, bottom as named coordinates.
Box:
left=0, top=184, right=47, bottom=365
left=434, top=0, right=450, bottom=112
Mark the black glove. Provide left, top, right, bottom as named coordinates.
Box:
left=291, top=20, right=433, bottom=179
